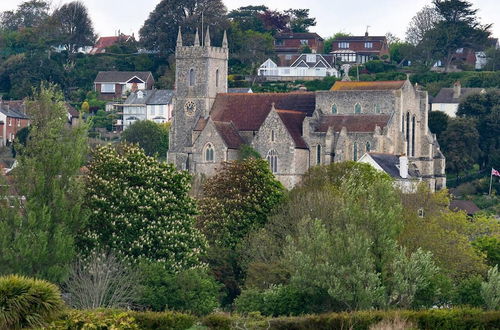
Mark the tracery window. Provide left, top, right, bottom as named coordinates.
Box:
left=331, top=104, right=338, bottom=114
left=267, top=149, right=278, bottom=174
left=354, top=103, right=362, bottom=114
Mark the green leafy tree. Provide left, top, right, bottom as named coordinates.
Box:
left=454, top=275, right=485, bottom=307
left=285, top=9, right=316, bottom=33
left=440, top=117, right=480, bottom=176
left=482, top=265, right=500, bottom=310
left=122, top=120, right=169, bottom=157
left=50, top=1, right=96, bottom=53
left=0, top=83, right=88, bottom=283
left=0, top=0, right=50, bottom=31
left=91, top=109, right=113, bottom=131
left=139, top=0, right=228, bottom=54
left=429, top=110, right=449, bottom=138
left=473, top=237, right=500, bottom=267
left=405, top=5, right=440, bottom=46
left=80, top=144, right=206, bottom=271
left=197, top=159, right=285, bottom=249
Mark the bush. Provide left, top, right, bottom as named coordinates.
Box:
left=0, top=275, right=64, bottom=329
left=140, top=264, right=221, bottom=315
left=49, top=309, right=196, bottom=330
left=202, top=313, right=233, bottom=330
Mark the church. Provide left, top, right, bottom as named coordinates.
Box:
left=168, top=28, right=446, bottom=191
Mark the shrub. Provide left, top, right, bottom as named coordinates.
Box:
left=482, top=265, right=500, bottom=310
left=202, top=313, right=233, bottom=330
left=130, top=311, right=197, bottom=330
left=0, top=275, right=64, bottom=329
left=140, top=264, right=221, bottom=315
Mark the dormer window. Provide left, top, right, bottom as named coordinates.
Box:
left=137, top=91, right=144, bottom=99
left=364, top=42, right=373, bottom=49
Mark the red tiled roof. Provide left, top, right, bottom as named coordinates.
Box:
left=213, top=121, right=244, bottom=149
left=211, top=93, right=316, bottom=131
left=275, top=32, right=323, bottom=40
left=317, top=114, right=390, bottom=133
left=90, top=35, right=133, bottom=54
left=331, top=81, right=406, bottom=91
left=276, top=110, right=308, bottom=149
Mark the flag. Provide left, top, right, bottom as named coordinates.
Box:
left=493, top=168, right=500, bottom=177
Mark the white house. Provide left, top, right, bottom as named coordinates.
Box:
left=121, top=90, right=174, bottom=129
left=430, top=81, right=487, bottom=117
left=358, top=153, right=421, bottom=193
left=258, top=54, right=339, bottom=80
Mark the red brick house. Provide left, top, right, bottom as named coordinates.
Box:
left=94, top=71, right=154, bottom=100
left=0, top=100, right=29, bottom=147
left=274, top=32, right=324, bottom=66
left=90, top=34, right=135, bottom=55
left=330, top=33, right=389, bottom=64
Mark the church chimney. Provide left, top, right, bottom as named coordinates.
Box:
left=176, top=26, right=183, bottom=48
left=204, top=26, right=211, bottom=47
left=399, top=155, right=408, bottom=179
left=453, top=81, right=461, bottom=99
left=194, top=28, right=200, bottom=46
left=222, top=30, right=228, bottom=48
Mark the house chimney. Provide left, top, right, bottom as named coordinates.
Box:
left=453, top=81, right=461, bottom=99
left=399, top=155, right=408, bottom=179
left=365, top=31, right=369, bottom=37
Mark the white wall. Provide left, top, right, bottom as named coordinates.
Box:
left=431, top=103, right=458, bottom=117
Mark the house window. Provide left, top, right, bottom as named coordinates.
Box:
left=300, top=40, right=308, bottom=46
left=267, top=149, right=278, bottom=174
left=306, top=54, right=316, bottom=62
left=216, top=69, right=219, bottom=88
left=17, top=119, right=20, bottom=127
left=205, top=143, right=214, bottom=162
left=375, top=104, right=381, bottom=113
left=316, top=145, right=321, bottom=165
left=365, top=42, right=373, bottom=49
left=189, top=68, right=195, bottom=86
left=353, top=142, right=358, bottom=161
left=354, top=103, right=362, bottom=114
left=8, top=118, right=12, bottom=126
left=366, top=141, right=371, bottom=152
left=101, top=84, right=115, bottom=93
left=331, top=104, right=337, bottom=114
left=339, top=42, right=349, bottom=49
left=285, top=54, right=292, bottom=60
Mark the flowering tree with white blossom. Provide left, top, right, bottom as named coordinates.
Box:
left=80, top=144, right=207, bottom=271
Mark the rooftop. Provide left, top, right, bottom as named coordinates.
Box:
left=331, top=80, right=406, bottom=91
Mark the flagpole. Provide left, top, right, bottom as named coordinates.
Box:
left=489, top=168, right=493, bottom=196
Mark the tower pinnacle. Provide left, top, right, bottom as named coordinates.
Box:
left=222, top=30, right=228, bottom=48
left=176, top=26, right=182, bottom=48
left=194, top=28, right=200, bottom=46
left=204, top=26, right=211, bottom=47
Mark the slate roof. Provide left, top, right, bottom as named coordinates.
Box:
left=123, top=90, right=174, bottom=105
left=432, top=88, right=486, bottom=104
left=449, top=199, right=481, bottom=215
left=275, top=32, right=323, bottom=41
left=368, top=153, right=419, bottom=179
left=94, top=71, right=152, bottom=83
left=316, top=114, right=390, bottom=133
left=213, top=121, right=244, bottom=149
left=210, top=92, right=316, bottom=131
left=276, top=110, right=308, bottom=149
left=0, top=102, right=28, bottom=119
left=334, top=35, right=387, bottom=42
left=331, top=80, right=406, bottom=91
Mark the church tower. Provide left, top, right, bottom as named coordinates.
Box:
left=168, top=27, right=228, bottom=169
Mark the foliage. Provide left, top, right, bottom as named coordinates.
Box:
left=50, top=1, right=96, bottom=53
left=473, top=236, right=500, bottom=267
left=285, top=9, right=316, bottom=33
left=0, top=275, right=64, bottom=329
left=198, top=159, right=285, bottom=249
left=122, top=120, right=169, bottom=157
left=0, top=0, right=50, bottom=31
left=139, top=264, right=221, bottom=315
left=429, top=110, right=449, bottom=137
left=324, top=32, right=351, bottom=53
left=453, top=275, right=485, bottom=307
left=139, top=0, right=228, bottom=54
left=129, top=311, right=197, bottom=330
left=11, top=125, right=30, bottom=157
left=482, top=266, right=500, bottom=310
left=405, top=5, right=440, bottom=46
left=238, top=144, right=261, bottom=160
left=80, top=144, right=206, bottom=271
left=64, top=252, right=141, bottom=309
left=440, top=117, right=480, bottom=176
left=0, top=84, right=88, bottom=283
left=91, top=109, right=114, bottom=131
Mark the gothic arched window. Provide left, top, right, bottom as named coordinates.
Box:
left=204, top=143, right=214, bottom=162
left=366, top=141, right=371, bottom=152
left=316, top=145, right=321, bottom=164
left=412, top=115, right=416, bottom=157
left=189, top=68, right=195, bottom=86
left=216, top=69, right=219, bottom=88
left=353, top=142, right=358, bottom=161
left=406, top=112, right=410, bottom=155
left=331, top=104, right=337, bottom=114
left=354, top=103, right=362, bottom=114
left=267, top=149, right=278, bottom=174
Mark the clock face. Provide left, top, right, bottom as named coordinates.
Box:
left=184, top=101, right=196, bottom=116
